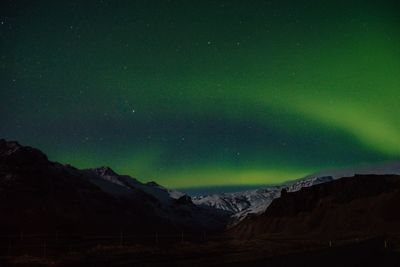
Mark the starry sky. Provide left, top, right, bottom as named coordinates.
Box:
left=1, top=0, right=400, bottom=190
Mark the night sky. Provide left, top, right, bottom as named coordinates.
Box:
left=1, top=0, right=400, bottom=189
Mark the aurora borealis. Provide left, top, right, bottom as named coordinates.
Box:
left=1, top=0, right=400, bottom=189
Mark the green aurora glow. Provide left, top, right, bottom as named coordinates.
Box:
left=1, top=0, right=400, bottom=189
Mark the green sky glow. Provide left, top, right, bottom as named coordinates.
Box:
left=1, top=0, right=399, bottom=189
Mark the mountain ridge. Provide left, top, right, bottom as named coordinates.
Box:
left=229, top=173, right=400, bottom=240
left=193, top=162, right=400, bottom=225
left=0, top=139, right=229, bottom=236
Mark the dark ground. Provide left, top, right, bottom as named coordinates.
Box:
left=1, top=235, right=399, bottom=267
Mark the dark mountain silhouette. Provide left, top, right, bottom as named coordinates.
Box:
left=1, top=139, right=400, bottom=267
left=0, top=139, right=229, bottom=237
left=230, top=174, right=400, bottom=240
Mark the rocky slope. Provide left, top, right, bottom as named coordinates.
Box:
left=230, top=174, right=400, bottom=239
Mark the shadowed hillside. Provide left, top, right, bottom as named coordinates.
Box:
left=0, top=139, right=229, bottom=237
left=230, top=174, right=400, bottom=240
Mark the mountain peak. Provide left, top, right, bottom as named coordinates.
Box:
left=89, top=166, right=118, bottom=176
left=0, top=138, right=48, bottom=164
left=146, top=181, right=160, bottom=187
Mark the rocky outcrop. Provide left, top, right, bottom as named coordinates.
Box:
left=230, top=174, right=400, bottom=239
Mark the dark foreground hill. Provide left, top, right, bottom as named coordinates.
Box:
left=230, top=174, right=400, bottom=240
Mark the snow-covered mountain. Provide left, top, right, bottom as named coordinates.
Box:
left=84, top=166, right=186, bottom=207
left=193, top=162, right=400, bottom=225
left=302, top=161, right=400, bottom=181
left=193, top=176, right=334, bottom=224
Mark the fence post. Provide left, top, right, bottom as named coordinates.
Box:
left=384, top=240, right=387, bottom=249
left=329, top=240, right=332, bottom=247
left=43, top=241, right=47, bottom=258
left=7, top=240, right=11, bottom=257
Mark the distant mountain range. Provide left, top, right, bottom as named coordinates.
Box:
left=193, top=162, right=400, bottom=225
left=1, top=138, right=399, bottom=236
left=193, top=176, right=334, bottom=225
left=2, top=138, right=400, bottom=266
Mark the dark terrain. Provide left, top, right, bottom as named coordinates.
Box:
left=231, top=174, right=400, bottom=240
left=0, top=139, right=399, bottom=266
